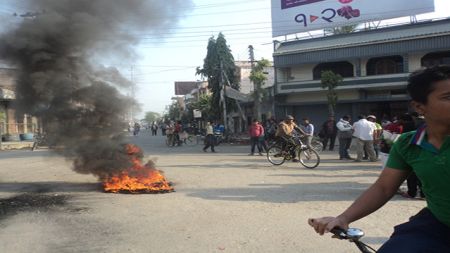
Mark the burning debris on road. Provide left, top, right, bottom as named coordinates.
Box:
left=103, top=144, right=174, bottom=194
left=0, top=0, right=192, bottom=191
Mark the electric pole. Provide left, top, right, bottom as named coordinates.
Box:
left=220, top=60, right=227, bottom=134
left=249, top=45, right=261, bottom=121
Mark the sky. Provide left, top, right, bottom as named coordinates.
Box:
left=0, top=0, right=449, bottom=119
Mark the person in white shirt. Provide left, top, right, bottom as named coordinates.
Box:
left=302, top=118, right=314, bottom=148
left=352, top=115, right=377, bottom=162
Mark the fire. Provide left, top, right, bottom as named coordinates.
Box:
left=103, top=144, right=174, bottom=193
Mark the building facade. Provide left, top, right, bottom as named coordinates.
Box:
left=273, top=18, right=450, bottom=125
left=0, top=67, right=38, bottom=141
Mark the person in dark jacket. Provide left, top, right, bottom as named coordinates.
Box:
left=320, top=116, right=338, bottom=151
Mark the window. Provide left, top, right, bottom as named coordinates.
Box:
left=313, top=61, right=354, bottom=80
left=421, top=51, right=450, bottom=67
left=366, top=56, right=403, bottom=75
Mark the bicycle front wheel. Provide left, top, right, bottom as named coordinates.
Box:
left=298, top=148, right=320, bottom=169
left=267, top=145, right=286, bottom=166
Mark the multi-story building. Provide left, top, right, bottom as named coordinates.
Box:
left=273, top=18, right=450, bottom=124
left=232, top=61, right=275, bottom=133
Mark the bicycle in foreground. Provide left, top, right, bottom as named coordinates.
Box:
left=329, top=227, right=378, bottom=253
left=266, top=134, right=320, bottom=169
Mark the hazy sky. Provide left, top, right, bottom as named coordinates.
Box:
left=0, top=0, right=449, bottom=119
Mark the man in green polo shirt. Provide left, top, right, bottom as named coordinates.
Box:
left=308, top=66, right=450, bottom=252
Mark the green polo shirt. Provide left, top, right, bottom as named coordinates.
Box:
left=387, top=127, right=450, bottom=227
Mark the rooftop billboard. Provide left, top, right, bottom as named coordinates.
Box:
left=271, top=0, right=435, bottom=37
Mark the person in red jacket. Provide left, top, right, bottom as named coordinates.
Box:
left=249, top=119, right=264, bottom=156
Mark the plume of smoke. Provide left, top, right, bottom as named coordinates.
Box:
left=0, top=0, right=193, bottom=179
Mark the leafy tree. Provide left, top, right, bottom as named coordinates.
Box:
left=144, top=111, right=160, bottom=124
left=249, top=58, right=270, bottom=121
left=196, top=33, right=239, bottom=121
left=188, top=94, right=213, bottom=120
left=332, top=24, right=359, bottom=34
left=164, top=101, right=181, bottom=121
left=320, top=70, right=343, bottom=117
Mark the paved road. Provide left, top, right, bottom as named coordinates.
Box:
left=0, top=131, right=425, bottom=253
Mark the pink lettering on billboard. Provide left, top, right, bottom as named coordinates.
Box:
left=281, top=0, right=326, bottom=9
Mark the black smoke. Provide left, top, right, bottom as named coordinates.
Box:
left=0, top=0, right=192, bottom=179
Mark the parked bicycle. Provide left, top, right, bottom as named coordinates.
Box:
left=266, top=134, right=320, bottom=169
left=329, top=227, right=377, bottom=253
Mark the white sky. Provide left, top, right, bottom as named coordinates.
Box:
left=0, top=0, right=449, bottom=119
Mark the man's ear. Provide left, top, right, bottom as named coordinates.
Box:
left=410, top=101, right=425, bottom=116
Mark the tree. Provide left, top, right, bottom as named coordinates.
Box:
left=320, top=70, right=343, bottom=117
left=196, top=33, right=239, bottom=121
left=188, top=94, right=213, bottom=120
left=249, top=58, right=270, bottom=121
left=144, top=111, right=160, bottom=124
left=165, top=101, right=181, bottom=121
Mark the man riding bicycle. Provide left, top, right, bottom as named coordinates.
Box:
left=275, top=115, right=307, bottom=162
left=309, top=66, right=450, bottom=252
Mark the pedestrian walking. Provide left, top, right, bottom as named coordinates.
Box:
left=151, top=123, right=158, bottom=136
left=320, top=116, right=337, bottom=151
left=302, top=118, right=314, bottom=148
left=249, top=119, right=264, bottom=155
left=352, top=115, right=377, bottom=162
left=203, top=122, right=216, bottom=153
left=336, top=115, right=353, bottom=160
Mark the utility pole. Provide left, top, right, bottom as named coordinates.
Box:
left=220, top=60, right=227, bottom=134
left=249, top=45, right=261, bottom=121
left=130, top=65, right=135, bottom=122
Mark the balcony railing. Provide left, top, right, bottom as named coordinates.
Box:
left=277, top=73, right=409, bottom=93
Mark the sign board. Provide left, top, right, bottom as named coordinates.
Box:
left=224, top=86, right=251, bottom=102
left=193, top=109, right=202, bottom=118
left=271, top=0, right=435, bottom=37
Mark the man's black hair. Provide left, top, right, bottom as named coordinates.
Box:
left=407, top=65, right=450, bottom=104
left=342, top=115, right=350, bottom=120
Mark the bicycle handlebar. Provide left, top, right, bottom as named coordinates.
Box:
left=329, top=227, right=375, bottom=253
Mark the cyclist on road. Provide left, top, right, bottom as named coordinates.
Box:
left=276, top=115, right=306, bottom=162
left=308, top=66, right=450, bottom=252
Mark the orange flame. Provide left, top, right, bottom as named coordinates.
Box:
left=103, top=144, right=174, bottom=193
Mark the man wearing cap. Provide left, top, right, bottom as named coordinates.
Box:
left=276, top=115, right=306, bottom=162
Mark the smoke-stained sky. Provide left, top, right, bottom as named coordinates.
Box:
left=0, top=0, right=193, bottom=178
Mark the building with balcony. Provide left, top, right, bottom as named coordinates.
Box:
left=273, top=18, right=450, bottom=124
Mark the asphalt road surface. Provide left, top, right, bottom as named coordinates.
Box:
left=0, top=131, right=425, bottom=253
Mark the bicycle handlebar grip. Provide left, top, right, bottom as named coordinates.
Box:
left=330, top=227, right=347, bottom=239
